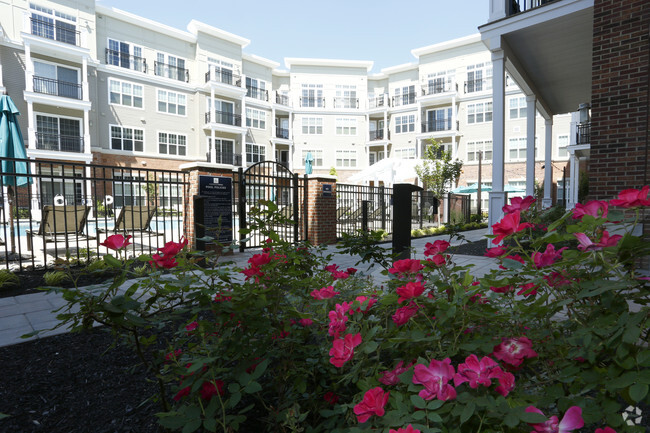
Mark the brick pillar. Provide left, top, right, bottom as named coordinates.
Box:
left=180, top=162, right=236, bottom=251
left=306, top=175, right=337, bottom=245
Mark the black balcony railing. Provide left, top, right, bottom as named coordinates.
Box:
left=33, top=76, right=82, bottom=100
left=205, top=111, right=242, bottom=126
left=421, top=119, right=454, bottom=133
left=391, top=93, right=417, bottom=107
left=246, top=87, right=268, bottom=101
left=276, top=128, right=290, bottom=139
left=300, top=97, right=325, bottom=108
left=36, top=132, right=83, bottom=153
left=205, top=69, right=242, bottom=87
left=30, top=17, right=80, bottom=46
left=275, top=93, right=289, bottom=106
left=508, top=0, right=553, bottom=16
left=368, top=95, right=389, bottom=108
left=333, top=97, right=359, bottom=109
left=577, top=122, right=591, bottom=145
left=105, top=49, right=147, bottom=73
left=154, top=61, right=189, bottom=82
left=206, top=151, right=242, bottom=166
left=422, top=82, right=457, bottom=96
left=369, top=130, right=390, bottom=141
left=464, top=78, right=492, bottom=93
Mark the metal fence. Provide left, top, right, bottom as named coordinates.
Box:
left=446, top=193, right=471, bottom=225
left=0, top=157, right=189, bottom=271
left=336, top=184, right=393, bottom=238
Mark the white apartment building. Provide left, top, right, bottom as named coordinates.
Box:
left=0, top=0, right=572, bottom=212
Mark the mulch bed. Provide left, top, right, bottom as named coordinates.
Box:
left=0, top=328, right=160, bottom=433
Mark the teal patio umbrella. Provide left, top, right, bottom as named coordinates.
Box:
left=304, top=152, right=314, bottom=175
left=0, top=95, right=32, bottom=254
left=452, top=183, right=492, bottom=194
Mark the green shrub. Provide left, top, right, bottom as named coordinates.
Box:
left=43, top=270, right=70, bottom=287
left=411, top=229, right=424, bottom=237
left=0, top=270, right=19, bottom=291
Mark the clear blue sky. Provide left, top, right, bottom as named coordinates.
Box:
left=97, top=0, right=489, bottom=72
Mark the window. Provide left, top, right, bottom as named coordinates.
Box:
left=425, top=108, right=453, bottom=132
left=207, top=138, right=236, bottom=165
left=157, top=90, right=186, bottom=115
left=301, top=84, right=324, bottom=107
left=246, top=77, right=266, bottom=100
left=155, top=52, right=186, bottom=82
left=508, top=137, right=538, bottom=161
left=466, top=63, right=492, bottom=93
left=369, top=151, right=385, bottom=165
left=557, top=135, right=569, bottom=158
left=509, top=96, right=527, bottom=119
left=394, top=85, right=415, bottom=106
left=302, top=149, right=323, bottom=167
left=467, top=102, right=493, bottom=124
left=246, top=143, right=265, bottom=164
left=335, top=84, right=357, bottom=108
left=107, top=39, right=145, bottom=72
left=36, top=114, right=82, bottom=152
left=110, top=125, right=144, bottom=152
left=393, top=148, right=416, bottom=159
left=466, top=140, right=493, bottom=162
left=207, top=98, right=236, bottom=125
left=109, top=79, right=143, bottom=108
left=33, top=61, right=80, bottom=99
left=301, top=117, right=323, bottom=135
left=113, top=173, right=146, bottom=207
left=246, top=108, right=267, bottom=129
left=336, top=118, right=357, bottom=135
left=30, top=3, right=77, bottom=45
left=158, top=132, right=186, bottom=156
left=336, top=150, right=357, bottom=168
left=425, top=70, right=454, bottom=94
left=395, top=114, right=415, bottom=134
left=557, top=178, right=571, bottom=203
left=158, top=174, right=183, bottom=209
left=208, top=58, right=236, bottom=85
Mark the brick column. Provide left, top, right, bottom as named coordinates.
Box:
left=180, top=162, right=236, bottom=251
left=306, top=175, right=337, bottom=245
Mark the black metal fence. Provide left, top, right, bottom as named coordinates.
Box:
left=336, top=184, right=393, bottom=238
left=0, top=157, right=188, bottom=271
left=446, top=193, right=471, bottom=225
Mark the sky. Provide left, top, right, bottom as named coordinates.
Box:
left=97, top=0, right=489, bottom=73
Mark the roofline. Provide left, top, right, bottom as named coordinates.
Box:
left=284, top=58, right=374, bottom=71
left=187, top=20, right=250, bottom=48
left=242, top=53, right=280, bottom=69
left=95, top=5, right=196, bottom=43
left=411, top=33, right=482, bottom=58
left=380, top=62, right=418, bottom=74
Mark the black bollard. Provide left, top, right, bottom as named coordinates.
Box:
left=392, top=183, right=423, bottom=261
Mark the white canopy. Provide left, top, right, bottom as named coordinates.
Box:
left=347, top=158, right=423, bottom=186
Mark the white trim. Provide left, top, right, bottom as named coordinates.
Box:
left=242, top=53, right=280, bottom=69
left=96, top=5, right=196, bottom=43
left=108, top=78, right=145, bottom=110
left=187, top=19, right=250, bottom=47
left=411, top=34, right=482, bottom=58
left=285, top=58, right=373, bottom=71
left=156, top=88, right=187, bottom=117
left=157, top=130, right=188, bottom=157
left=108, top=123, right=145, bottom=153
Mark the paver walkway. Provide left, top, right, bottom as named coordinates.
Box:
left=0, top=228, right=497, bottom=347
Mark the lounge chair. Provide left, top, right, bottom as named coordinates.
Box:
left=26, top=205, right=94, bottom=251
left=98, top=205, right=162, bottom=236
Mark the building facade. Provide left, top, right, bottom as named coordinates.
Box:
left=0, top=0, right=573, bottom=215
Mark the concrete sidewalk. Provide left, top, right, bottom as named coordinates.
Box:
left=0, top=228, right=497, bottom=348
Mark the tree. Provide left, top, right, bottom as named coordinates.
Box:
left=415, top=139, right=463, bottom=226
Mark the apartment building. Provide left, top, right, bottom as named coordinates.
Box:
left=0, top=0, right=573, bottom=215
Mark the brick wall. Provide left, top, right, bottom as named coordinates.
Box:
left=590, top=0, right=650, bottom=199
left=305, top=176, right=337, bottom=245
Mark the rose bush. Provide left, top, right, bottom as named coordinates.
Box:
left=46, top=194, right=650, bottom=432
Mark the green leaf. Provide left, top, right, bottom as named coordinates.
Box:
left=203, top=417, right=217, bottom=432
left=228, top=392, right=241, bottom=408
left=501, top=258, right=524, bottom=270
left=412, top=410, right=426, bottom=421
left=228, top=383, right=240, bottom=394
left=460, top=402, right=475, bottom=424
left=623, top=325, right=641, bottom=344
left=638, top=350, right=650, bottom=367
left=363, top=341, right=379, bottom=354
left=103, top=254, right=122, bottom=268
left=519, top=411, right=547, bottom=424
left=629, top=383, right=648, bottom=402
left=504, top=412, right=519, bottom=428
left=244, top=381, right=262, bottom=394
left=427, top=412, right=443, bottom=423
left=249, top=358, right=269, bottom=380
left=427, top=400, right=444, bottom=411
left=182, top=418, right=202, bottom=433
left=410, top=394, right=426, bottom=409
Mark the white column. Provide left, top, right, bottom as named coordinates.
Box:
left=383, top=110, right=388, bottom=143
left=82, top=56, right=89, bottom=101
left=567, top=150, right=580, bottom=210
left=30, top=162, right=41, bottom=220
left=289, top=112, right=294, bottom=140
left=27, top=101, right=35, bottom=149
left=489, top=0, right=508, bottom=22
left=210, top=129, right=216, bottom=164
left=365, top=114, right=370, bottom=142
left=288, top=142, right=294, bottom=171
left=543, top=119, right=553, bottom=208
left=451, top=95, right=457, bottom=159
left=271, top=106, right=276, bottom=139
left=241, top=96, right=247, bottom=167
left=525, top=95, right=536, bottom=197
left=241, top=132, right=247, bottom=167
left=85, top=166, right=93, bottom=218
left=83, top=108, right=90, bottom=153
left=488, top=49, right=507, bottom=232
left=25, top=43, right=34, bottom=93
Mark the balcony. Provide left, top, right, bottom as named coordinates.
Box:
left=205, top=69, right=242, bottom=87
left=421, top=119, right=457, bottom=133
left=276, top=128, right=290, bottom=139
left=33, top=76, right=82, bottom=100
left=333, top=97, right=359, bottom=109
left=507, top=0, right=554, bottom=17
left=154, top=62, right=189, bottom=82
left=105, top=49, right=147, bottom=73
left=369, top=130, right=390, bottom=141
left=275, top=93, right=290, bottom=106
left=300, top=97, right=325, bottom=108
left=576, top=122, right=591, bottom=144
left=464, top=79, right=492, bottom=94
left=392, top=93, right=417, bottom=107
left=422, top=82, right=457, bottom=96
left=207, top=151, right=242, bottom=166
left=36, top=132, right=83, bottom=153
left=247, top=86, right=268, bottom=101
left=368, top=95, right=390, bottom=109
left=205, top=111, right=242, bottom=127
left=30, top=17, right=80, bottom=46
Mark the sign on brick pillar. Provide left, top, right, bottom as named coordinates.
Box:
left=306, top=175, right=337, bottom=245
left=179, top=162, right=237, bottom=251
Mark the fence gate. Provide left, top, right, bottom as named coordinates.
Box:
left=238, top=161, right=306, bottom=251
